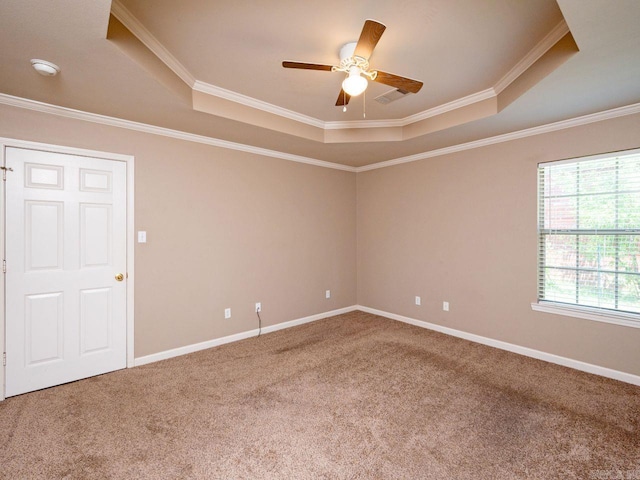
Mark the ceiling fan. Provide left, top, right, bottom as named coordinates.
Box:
left=282, top=20, right=423, bottom=107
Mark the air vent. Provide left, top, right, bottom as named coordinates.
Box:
left=375, top=88, right=411, bottom=105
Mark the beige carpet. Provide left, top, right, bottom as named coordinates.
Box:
left=1, top=311, right=638, bottom=479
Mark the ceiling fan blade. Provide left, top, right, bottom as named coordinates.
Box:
left=282, top=61, right=333, bottom=71
left=354, top=20, right=386, bottom=60
left=374, top=71, right=423, bottom=93
left=335, top=89, right=351, bottom=106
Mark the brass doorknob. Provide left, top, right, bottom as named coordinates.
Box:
left=115, top=273, right=124, bottom=282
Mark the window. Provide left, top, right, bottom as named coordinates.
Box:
left=535, top=149, right=640, bottom=326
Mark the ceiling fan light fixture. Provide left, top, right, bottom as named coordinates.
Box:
left=342, top=67, right=368, bottom=97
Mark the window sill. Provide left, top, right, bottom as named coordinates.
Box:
left=531, top=302, right=640, bottom=329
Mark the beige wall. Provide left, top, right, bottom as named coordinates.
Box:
left=0, top=104, right=357, bottom=357
left=2, top=102, right=639, bottom=377
left=357, top=112, right=640, bottom=376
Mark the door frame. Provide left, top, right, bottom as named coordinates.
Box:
left=0, top=137, right=135, bottom=401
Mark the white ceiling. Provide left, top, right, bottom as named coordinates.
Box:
left=0, top=0, right=639, bottom=167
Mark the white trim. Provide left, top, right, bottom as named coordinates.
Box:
left=2, top=92, right=639, bottom=174
left=259, top=305, right=357, bottom=334
left=134, top=305, right=358, bottom=366
left=0, top=137, right=133, bottom=163
left=531, top=302, right=640, bottom=329
left=134, top=330, right=257, bottom=367
left=356, top=102, right=640, bottom=172
left=324, top=117, right=404, bottom=130
left=402, top=88, right=497, bottom=125
left=0, top=145, right=6, bottom=401
left=193, top=81, right=326, bottom=129
left=356, top=305, right=640, bottom=386
left=494, top=20, right=570, bottom=94
left=110, top=0, right=196, bottom=87
left=538, top=147, right=640, bottom=167
left=325, top=88, right=497, bottom=130
left=195, top=82, right=496, bottom=132
left=126, top=154, right=135, bottom=367
left=0, top=137, right=136, bottom=400
left=0, top=94, right=355, bottom=172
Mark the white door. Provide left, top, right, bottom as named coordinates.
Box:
left=5, top=147, right=127, bottom=397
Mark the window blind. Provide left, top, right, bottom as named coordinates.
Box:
left=537, top=150, right=640, bottom=315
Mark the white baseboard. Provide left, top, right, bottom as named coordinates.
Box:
left=134, top=305, right=358, bottom=367
left=356, top=305, right=640, bottom=387
left=134, top=304, right=640, bottom=387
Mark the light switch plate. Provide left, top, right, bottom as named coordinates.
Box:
left=137, top=231, right=147, bottom=243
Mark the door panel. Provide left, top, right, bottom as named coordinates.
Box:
left=25, top=201, right=64, bottom=270
left=25, top=292, right=64, bottom=365
left=81, top=203, right=112, bottom=267
left=80, top=168, right=111, bottom=192
left=25, top=163, right=64, bottom=189
left=5, top=147, right=127, bottom=397
left=80, top=287, right=112, bottom=355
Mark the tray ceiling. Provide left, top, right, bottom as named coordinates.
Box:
left=0, top=0, right=639, bottom=167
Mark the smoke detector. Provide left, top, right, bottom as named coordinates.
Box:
left=30, top=59, right=60, bottom=76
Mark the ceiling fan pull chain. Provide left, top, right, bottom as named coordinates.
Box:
left=362, top=90, right=366, bottom=118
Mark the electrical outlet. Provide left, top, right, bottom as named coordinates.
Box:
left=255, top=302, right=261, bottom=313
left=415, top=296, right=421, bottom=306
left=225, top=308, right=231, bottom=319
left=443, top=301, right=449, bottom=312
left=326, top=290, right=331, bottom=299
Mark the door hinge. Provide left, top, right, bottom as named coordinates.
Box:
left=2, top=260, right=5, bottom=274
left=1, top=165, right=13, bottom=181
left=2, top=353, right=5, bottom=367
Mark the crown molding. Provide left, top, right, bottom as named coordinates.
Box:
left=0, top=93, right=355, bottom=172
left=110, top=3, right=573, bottom=135
left=402, top=88, right=497, bottom=125
left=192, top=80, right=325, bottom=129
left=324, top=88, right=498, bottom=130
left=356, top=102, right=640, bottom=172
left=323, top=117, right=404, bottom=130
left=194, top=80, right=495, bottom=132
left=494, top=20, right=570, bottom=94
left=110, top=0, right=196, bottom=87
left=3, top=93, right=637, bottom=174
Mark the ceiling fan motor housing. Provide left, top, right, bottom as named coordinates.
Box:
left=336, top=42, right=374, bottom=80
left=339, top=42, right=357, bottom=62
